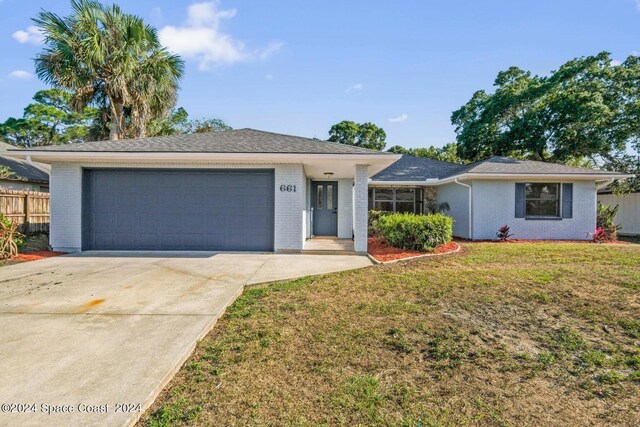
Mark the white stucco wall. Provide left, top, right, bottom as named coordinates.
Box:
left=471, top=180, right=596, bottom=240
left=437, top=182, right=470, bottom=239
left=337, top=179, right=354, bottom=239
left=49, top=162, right=307, bottom=252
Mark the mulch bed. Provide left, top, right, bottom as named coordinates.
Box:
left=471, top=239, right=631, bottom=244
left=368, top=237, right=459, bottom=263
left=13, top=251, right=66, bottom=262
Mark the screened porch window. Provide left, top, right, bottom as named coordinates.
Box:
left=368, top=188, right=424, bottom=214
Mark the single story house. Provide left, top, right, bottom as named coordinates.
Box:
left=0, top=142, right=50, bottom=192
left=3, top=128, right=631, bottom=253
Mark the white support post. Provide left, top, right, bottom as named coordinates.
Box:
left=353, top=164, right=368, bottom=253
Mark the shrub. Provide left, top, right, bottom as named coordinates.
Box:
left=496, top=224, right=513, bottom=241
left=596, top=202, right=621, bottom=241
left=592, top=227, right=608, bottom=243
left=0, top=213, right=24, bottom=259
left=368, top=210, right=393, bottom=237
left=376, top=212, right=453, bottom=252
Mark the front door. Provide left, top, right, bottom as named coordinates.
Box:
left=312, top=181, right=338, bottom=236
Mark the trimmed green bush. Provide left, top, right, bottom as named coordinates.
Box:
left=368, top=210, right=393, bottom=237
left=377, top=212, right=453, bottom=252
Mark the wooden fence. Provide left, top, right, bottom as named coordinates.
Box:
left=0, top=189, right=50, bottom=234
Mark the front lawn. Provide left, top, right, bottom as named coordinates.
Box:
left=141, top=242, right=640, bottom=426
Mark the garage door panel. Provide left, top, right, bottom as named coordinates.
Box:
left=83, top=169, right=274, bottom=251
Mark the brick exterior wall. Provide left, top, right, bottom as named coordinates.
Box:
left=50, top=163, right=83, bottom=252
left=273, top=164, right=306, bottom=251
left=353, top=165, right=368, bottom=253
left=49, top=162, right=307, bottom=252
left=471, top=180, right=596, bottom=240
left=337, top=179, right=354, bottom=239
left=436, top=182, right=470, bottom=239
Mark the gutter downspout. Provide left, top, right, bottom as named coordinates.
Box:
left=25, top=155, right=50, bottom=175
left=595, top=178, right=615, bottom=191
left=454, top=178, right=473, bottom=240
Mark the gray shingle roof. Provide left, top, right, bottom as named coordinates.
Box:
left=439, top=156, right=620, bottom=178
left=372, top=155, right=624, bottom=183
left=15, top=128, right=389, bottom=155
left=371, top=155, right=462, bottom=181
left=0, top=142, right=50, bottom=184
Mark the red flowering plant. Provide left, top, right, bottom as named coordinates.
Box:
left=496, top=225, right=513, bottom=242
left=591, top=227, right=608, bottom=243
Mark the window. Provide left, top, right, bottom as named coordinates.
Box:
left=373, top=189, right=393, bottom=211
left=525, top=183, right=560, bottom=217
left=316, top=185, right=323, bottom=209
left=368, top=188, right=426, bottom=214
left=395, top=189, right=415, bottom=213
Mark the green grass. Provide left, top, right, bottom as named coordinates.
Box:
left=140, top=242, right=640, bottom=427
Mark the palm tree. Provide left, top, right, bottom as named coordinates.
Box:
left=33, top=0, right=184, bottom=140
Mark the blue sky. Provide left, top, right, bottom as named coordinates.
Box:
left=1, top=0, right=639, bottom=149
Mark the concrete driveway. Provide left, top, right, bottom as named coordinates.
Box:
left=0, top=252, right=371, bottom=427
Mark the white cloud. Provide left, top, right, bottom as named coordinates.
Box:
left=388, top=113, right=408, bottom=123
left=159, top=1, right=282, bottom=70
left=9, top=70, right=34, bottom=80
left=611, top=59, right=622, bottom=66
left=12, top=26, right=44, bottom=45
left=259, top=42, right=284, bottom=60
left=345, top=83, right=363, bottom=93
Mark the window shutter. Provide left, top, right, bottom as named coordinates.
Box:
left=562, top=183, right=573, bottom=218
left=515, top=183, right=525, bottom=218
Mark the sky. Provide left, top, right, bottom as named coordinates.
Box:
left=0, top=0, right=639, bottom=149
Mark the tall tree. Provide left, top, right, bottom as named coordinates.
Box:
left=0, top=89, right=96, bottom=147
left=328, top=120, right=387, bottom=151
left=387, top=142, right=462, bottom=163
left=147, top=108, right=232, bottom=136
left=451, top=52, right=640, bottom=170
left=33, top=0, right=184, bottom=140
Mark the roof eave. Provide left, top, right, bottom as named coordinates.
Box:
left=370, top=172, right=634, bottom=186
left=369, top=179, right=439, bottom=186
left=437, top=172, right=635, bottom=184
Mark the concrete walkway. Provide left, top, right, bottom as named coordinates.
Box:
left=0, top=252, right=371, bottom=427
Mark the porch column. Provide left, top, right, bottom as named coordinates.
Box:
left=354, top=164, right=368, bottom=253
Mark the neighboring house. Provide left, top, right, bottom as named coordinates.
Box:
left=371, top=155, right=631, bottom=240
left=598, top=190, right=640, bottom=236
left=0, top=142, right=50, bottom=192
left=3, top=129, right=631, bottom=252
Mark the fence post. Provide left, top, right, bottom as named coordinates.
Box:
left=24, top=193, right=30, bottom=235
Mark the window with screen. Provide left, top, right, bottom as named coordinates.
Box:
left=525, top=183, right=560, bottom=217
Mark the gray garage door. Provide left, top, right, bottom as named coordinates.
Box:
left=82, top=169, right=274, bottom=251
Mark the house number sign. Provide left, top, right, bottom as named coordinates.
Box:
left=279, top=185, right=297, bottom=192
